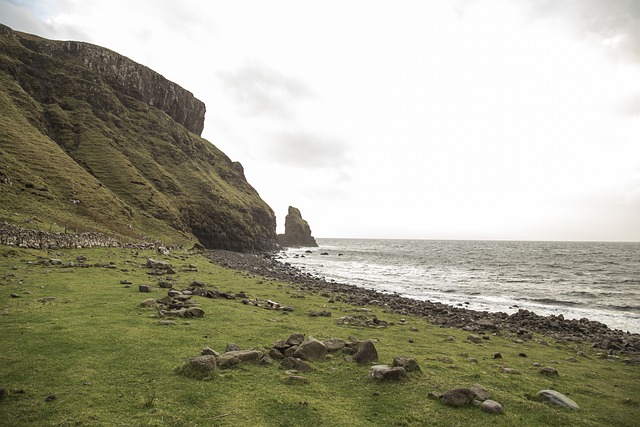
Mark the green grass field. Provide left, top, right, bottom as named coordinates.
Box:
left=1, top=246, right=639, bottom=426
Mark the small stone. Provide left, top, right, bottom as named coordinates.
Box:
left=493, top=352, right=502, bottom=359
left=186, top=307, right=205, bottom=318
left=539, top=367, right=559, bottom=376
left=285, top=375, right=309, bottom=384
left=139, top=298, right=156, bottom=308
left=120, top=280, right=132, bottom=285
left=286, top=333, right=305, bottom=346
left=138, top=285, right=152, bottom=293
left=445, top=336, right=455, bottom=342
left=201, top=347, right=219, bottom=356
left=45, top=394, right=57, bottom=402
left=481, top=399, right=504, bottom=414
left=226, top=343, right=240, bottom=352
left=467, top=335, right=483, bottom=344
left=518, top=353, right=527, bottom=357
left=500, top=367, right=521, bottom=374
left=10, top=293, right=20, bottom=298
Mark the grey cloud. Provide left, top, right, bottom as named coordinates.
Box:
left=218, top=62, right=312, bottom=118
left=527, top=0, right=640, bottom=64
left=268, top=131, right=352, bottom=172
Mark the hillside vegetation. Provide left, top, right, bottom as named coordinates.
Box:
left=0, top=24, right=276, bottom=252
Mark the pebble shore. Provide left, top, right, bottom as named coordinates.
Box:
left=204, top=249, right=640, bottom=356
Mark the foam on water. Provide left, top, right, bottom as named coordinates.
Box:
left=279, top=239, right=640, bottom=333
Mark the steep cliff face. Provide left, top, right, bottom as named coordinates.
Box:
left=0, top=24, right=277, bottom=252
left=277, top=206, right=318, bottom=247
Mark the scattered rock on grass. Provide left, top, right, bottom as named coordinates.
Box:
left=176, top=355, right=217, bottom=379
left=294, top=336, right=328, bottom=361
left=470, top=384, right=490, bottom=401
left=537, top=389, right=580, bottom=410
left=369, top=365, right=407, bottom=381
left=354, top=340, right=378, bottom=364
left=392, top=356, right=421, bottom=372
left=481, top=399, right=504, bottom=414
left=441, top=388, right=476, bottom=407
left=539, top=367, right=559, bottom=376
left=280, top=357, right=313, bottom=372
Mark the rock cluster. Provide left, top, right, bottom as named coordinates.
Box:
left=0, top=222, right=178, bottom=251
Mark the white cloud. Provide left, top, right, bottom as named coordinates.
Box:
left=1, top=0, right=639, bottom=241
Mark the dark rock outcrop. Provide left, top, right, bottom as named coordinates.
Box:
left=0, top=24, right=277, bottom=252
left=277, top=206, right=318, bottom=247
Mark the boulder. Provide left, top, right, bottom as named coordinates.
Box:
left=369, top=365, right=407, bottom=381
left=354, top=340, right=378, bottom=364
left=138, top=285, right=152, bottom=293
left=441, top=388, right=476, bottom=407
left=139, top=298, right=156, bottom=308
left=146, top=258, right=173, bottom=270
left=293, top=336, right=328, bottom=361
left=537, top=390, right=580, bottom=410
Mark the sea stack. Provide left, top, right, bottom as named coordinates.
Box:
left=277, top=206, right=318, bottom=247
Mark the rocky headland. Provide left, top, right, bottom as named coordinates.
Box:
left=277, top=206, right=318, bottom=248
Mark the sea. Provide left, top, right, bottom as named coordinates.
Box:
left=278, top=239, right=640, bottom=333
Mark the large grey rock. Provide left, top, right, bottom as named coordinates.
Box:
left=369, top=365, right=407, bottom=381
left=354, top=340, right=378, bottom=364
left=441, top=388, right=476, bottom=407
left=537, top=390, right=580, bottom=410
left=293, top=336, right=327, bottom=361
left=225, top=350, right=263, bottom=363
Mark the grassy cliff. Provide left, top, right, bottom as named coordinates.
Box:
left=0, top=24, right=276, bottom=252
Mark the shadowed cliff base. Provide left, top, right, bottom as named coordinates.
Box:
left=0, top=24, right=277, bottom=252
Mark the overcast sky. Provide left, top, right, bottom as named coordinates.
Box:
left=2, top=0, right=639, bottom=241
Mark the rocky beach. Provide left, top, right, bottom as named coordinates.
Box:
left=204, top=249, right=640, bottom=357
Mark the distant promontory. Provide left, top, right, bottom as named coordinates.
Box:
left=277, top=206, right=318, bottom=247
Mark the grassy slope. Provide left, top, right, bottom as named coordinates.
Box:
left=0, top=247, right=638, bottom=426
left=0, top=27, right=276, bottom=251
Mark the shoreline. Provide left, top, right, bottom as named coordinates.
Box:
left=204, top=249, right=640, bottom=355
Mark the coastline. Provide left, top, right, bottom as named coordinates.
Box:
left=204, top=249, right=640, bottom=355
